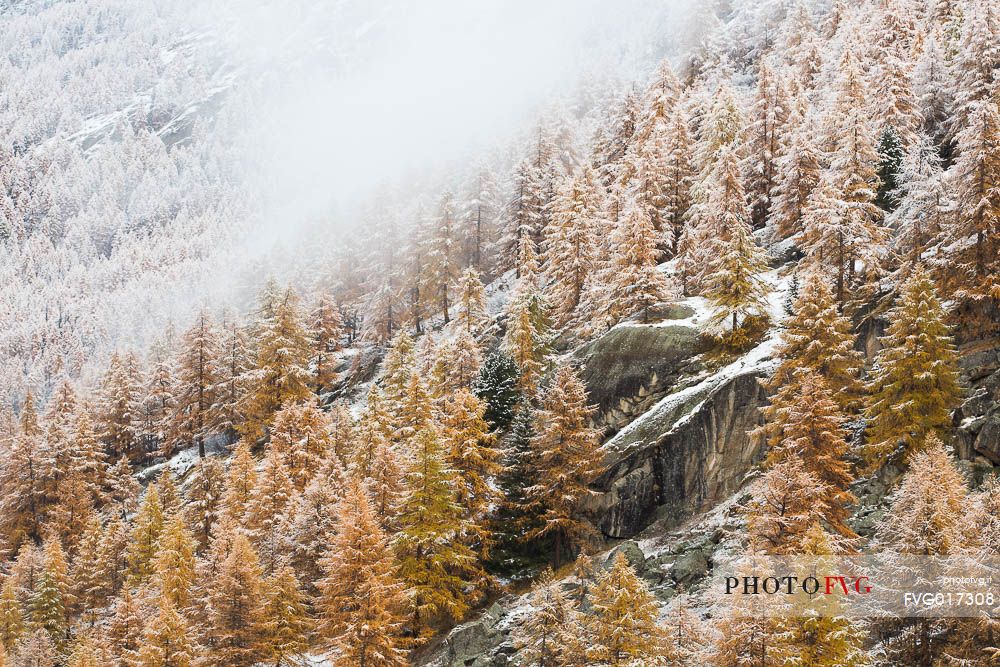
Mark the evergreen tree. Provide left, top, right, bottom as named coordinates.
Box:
left=525, top=365, right=601, bottom=567
left=97, top=353, right=142, bottom=461
left=472, top=351, right=521, bottom=432
left=864, top=266, right=962, bottom=464
left=317, top=479, right=408, bottom=666
left=0, top=394, right=51, bottom=547
left=588, top=552, right=665, bottom=665
left=875, top=126, right=904, bottom=212
left=488, top=408, right=542, bottom=574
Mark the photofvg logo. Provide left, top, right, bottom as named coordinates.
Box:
left=712, top=555, right=1000, bottom=619
left=724, top=574, right=872, bottom=596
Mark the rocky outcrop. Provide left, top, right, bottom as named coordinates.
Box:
left=573, top=308, right=704, bottom=431
left=954, top=341, right=1000, bottom=465
left=586, top=369, right=769, bottom=539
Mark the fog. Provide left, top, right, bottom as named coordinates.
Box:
left=205, top=0, right=695, bottom=246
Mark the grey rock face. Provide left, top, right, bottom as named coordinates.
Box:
left=574, top=320, right=703, bottom=430
left=587, top=370, right=769, bottom=539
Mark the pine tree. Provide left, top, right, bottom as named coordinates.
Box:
left=137, top=598, right=196, bottom=667
left=170, top=311, right=220, bottom=458
left=97, top=517, right=129, bottom=600
left=947, top=89, right=1000, bottom=306
left=29, top=536, right=68, bottom=648
left=488, top=407, right=542, bottom=573
left=512, top=569, right=587, bottom=667
left=544, top=171, right=600, bottom=322
left=310, top=292, right=344, bottom=393
left=153, top=513, right=196, bottom=610
left=472, top=350, right=521, bottom=432
left=525, top=365, right=601, bottom=567
left=767, top=272, right=863, bottom=411
left=874, top=126, right=905, bottom=212
left=891, top=135, right=952, bottom=262
left=245, top=445, right=294, bottom=574
left=745, top=62, right=790, bottom=228
left=126, top=484, right=164, bottom=584
left=758, top=372, right=856, bottom=538
left=0, top=579, right=23, bottom=653
left=184, top=456, right=225, bottom=551
left=203, top=533, right=268, bottom=667
left=105, top=588, right=143, bottom=667
left=949, top=0, right=1000, bottom=134
left=221, top=439, right=256, bottom=524
left=241, top=287, right=313, bottom=441
left=604, top=198, right=671, bottom=325
left=454, top=266, right=488, bottom=335
left=440, top=389, right=502, bottom=557
left=317, top=478, right=408, bottom=667
left=704, top=200, right=770, bottom=346
left=261, top=566, right=311, bottom=666
left=394, top=427, right=477, bottom=635
left=588, top=552, right=665, bottom=665
left=269, top=400, right=331, bottom=491
left=365, top=435, right=404, bottom=530
left=864, top=266, right=962, bottom=464
left=214, top=311, right=250, bottom=441
left=65, top=633, right=107, bottom=667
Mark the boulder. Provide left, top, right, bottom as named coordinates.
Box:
left=573, top=321, right=703, bottom=430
